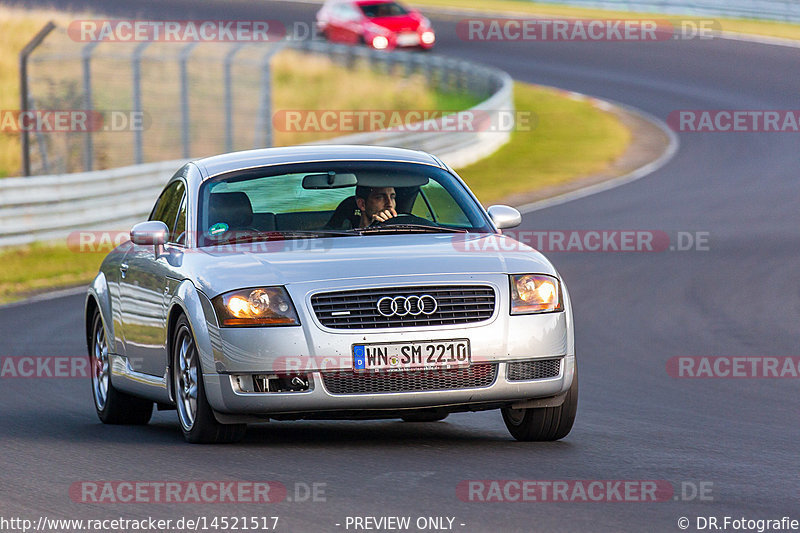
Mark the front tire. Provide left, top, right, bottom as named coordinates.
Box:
left=501, top=367, right=578, bottom=441
left=89, top=309, right=153, bottom=425
left=172, top=315, right=246, bottom=444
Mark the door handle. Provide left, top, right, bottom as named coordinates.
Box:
left=120, top=263, right=129, bottom=279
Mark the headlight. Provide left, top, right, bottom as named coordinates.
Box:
left=510, top=274, right=563, bottom=314
left=372, top=35, right=389, bottom=49
left=212, top=287, right=300, bottom=327
left=421, top=30, right=435, bottom=45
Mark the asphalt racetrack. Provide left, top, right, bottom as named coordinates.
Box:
left=1, top=1, right=798, bottom=531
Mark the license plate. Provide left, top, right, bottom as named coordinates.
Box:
left=352, top=339, right=470, bottom=372
left=396, top=32, right=420, bottom=46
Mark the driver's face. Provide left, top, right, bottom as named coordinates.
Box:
left=357, top=187, right=396, bottom=226
left=364, top=187, right=396, bottom=215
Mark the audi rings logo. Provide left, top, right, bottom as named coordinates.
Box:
left=377, top=295, right=438, bottom=317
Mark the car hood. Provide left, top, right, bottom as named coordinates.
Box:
left=367, top=16, right=421, bottom=32
left=187, top=233, right=558, bottom=297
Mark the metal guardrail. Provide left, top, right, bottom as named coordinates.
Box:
left=525, top=0, right=800, bottom=23
left=0, top=159, right=185, bottom=247
left=3, top=40, right=513, bottom=248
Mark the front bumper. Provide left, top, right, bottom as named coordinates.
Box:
left=204, top=355, right=575, bottom=419
left=199, top=273, right=574, bottom=418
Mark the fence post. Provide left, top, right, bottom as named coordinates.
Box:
left=19, top=21, right=56, bottom=177
left=28, top=97, right=50, bottom=174
left=179, top=42, right=198, bottom=159
left=132, top=41, right=151, bottom=165
left=81, top=41, right=100, bottom=171
left=224, top=43, right=247, bottom=152
left=254, top=45, right=284, bottom=148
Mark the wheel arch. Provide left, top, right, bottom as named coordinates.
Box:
left=85, top=271, right=114, bottom=354
left=166, top=280, right=218, bottom=401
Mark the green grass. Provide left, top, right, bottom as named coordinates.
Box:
left=409, top=0, right=800, bottom=41
left=0, top=81, right=631, bottom=304
left=459, top=82, right=630, bottom=203
left=0, top=242, right=105, bottom=303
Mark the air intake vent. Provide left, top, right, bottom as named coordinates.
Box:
left=322, top=364, right=498, bottom=394
left=506, top=359, right=562, bottom=381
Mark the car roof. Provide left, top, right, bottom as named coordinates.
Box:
left=192, top=145, right=445, bottom=179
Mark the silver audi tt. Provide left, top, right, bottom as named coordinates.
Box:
left=85, top=145, right=577, bottom=443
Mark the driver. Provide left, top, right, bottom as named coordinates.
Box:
left=355, top=186, right=397, bottom=227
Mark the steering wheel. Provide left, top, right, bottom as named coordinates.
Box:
left=368, top=213, right=435, bottom=228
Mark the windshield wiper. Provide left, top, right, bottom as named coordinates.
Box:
left=357, top=224, right=468, bottom=235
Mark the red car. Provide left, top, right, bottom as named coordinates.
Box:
left=316, top=0, right=436, bottom=50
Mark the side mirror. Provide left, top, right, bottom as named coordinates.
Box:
left=487, top=205, right=522, bottom=230
left=130, top=221, right=169, bottom=246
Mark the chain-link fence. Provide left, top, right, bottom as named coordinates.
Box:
left=20, top=23, right=501, bottom=177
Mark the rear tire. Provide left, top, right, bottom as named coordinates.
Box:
left=172, top=315, right=246, bottom=444
left=501, top=367, right=578, bottom=441
left=89, top=310, right=153, bottom=425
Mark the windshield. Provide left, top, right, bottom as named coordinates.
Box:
left=197, top=161, right=492, bottom=246
left=358, top=2, right=409, bottom=18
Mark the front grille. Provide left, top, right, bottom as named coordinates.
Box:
left=311, top=285, right=495, bottom=329
left=322, top=364, right=497, bottom=394
left=507, top=359, right=562, bottom=381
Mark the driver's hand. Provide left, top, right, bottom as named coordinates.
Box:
left=370, top=208, right=397, bottom=224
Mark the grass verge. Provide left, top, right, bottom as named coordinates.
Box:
left=409, top=0, right=800, bottom=41
left=1, top=80, right=631, bottom=304
left=462, top=82, right=629, bottom=204
left=0, top=243, right=105, bottom=303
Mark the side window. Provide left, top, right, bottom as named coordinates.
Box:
left=149, top=181, right=186, bottom=242
left=412, top=181, right=470, bottom=226
left=174, top=194, right=187, bottom=245
left=411, top=194, right=432, bottom=218
left=340, top=3, right=360, bottom=20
